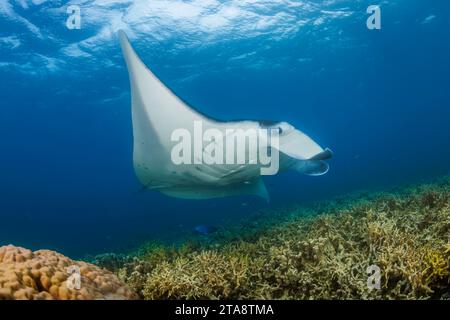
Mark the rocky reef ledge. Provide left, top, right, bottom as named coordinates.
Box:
left=0, top=245, right=137, bottom=300
left=97, top=177, right=449, bottom=300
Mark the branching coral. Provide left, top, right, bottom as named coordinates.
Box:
left=141, top=251, right=252, bottom=299
left=100, top=177, right=450, bottom=300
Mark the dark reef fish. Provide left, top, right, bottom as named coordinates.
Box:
left=194, top=225, right=218, bottom=235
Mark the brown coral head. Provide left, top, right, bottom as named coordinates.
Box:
left=0, top=245, right=138, bottom=300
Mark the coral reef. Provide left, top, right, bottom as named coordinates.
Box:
left=0, top=245, right=137, bottom=300
left=88, top=252, right=132, bottom=274
left=109, top=176, right=449, bottom=300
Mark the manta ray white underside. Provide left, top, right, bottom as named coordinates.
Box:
left=119, top=30, right=332, bottom=201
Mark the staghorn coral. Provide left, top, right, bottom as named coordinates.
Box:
left=0, top=245, right=137, bottom=300
left=141, top=250, right=252, bottom=299
left=103, top=176, right=450, bottom=300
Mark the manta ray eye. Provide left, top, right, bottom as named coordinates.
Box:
left=276, top=122, right=294, bottom=135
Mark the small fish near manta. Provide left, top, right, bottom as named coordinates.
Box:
left=119, top=30, right=332, bottom=201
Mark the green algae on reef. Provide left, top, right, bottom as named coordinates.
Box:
left=93, top=177, right=450, bottom=300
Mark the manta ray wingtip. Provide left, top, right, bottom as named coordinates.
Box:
left=117, top=29, right=129, bottom=44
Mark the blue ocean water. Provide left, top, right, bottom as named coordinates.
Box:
left=1, top=0, right=449, bottom=258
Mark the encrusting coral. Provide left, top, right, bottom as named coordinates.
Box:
left=107, top=176, right=450, bottom=300
left=0, top=245, right=137, bottom=300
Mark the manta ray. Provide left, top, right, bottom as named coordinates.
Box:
left=119, top=30, right=332, bottom=201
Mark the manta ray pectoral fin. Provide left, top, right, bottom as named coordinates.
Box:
left=119, top=29, right=215, bottom=154
left=119, top=30, right=227, bottom=192
left=160, top=179, right=270, bottom=202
